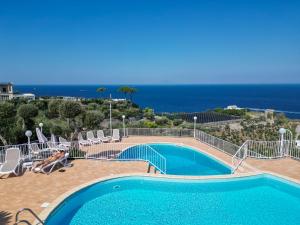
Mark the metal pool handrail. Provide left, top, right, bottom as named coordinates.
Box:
left=15, top=208, right=44, bottom=225
left=118, top=144, right=167, bottom=174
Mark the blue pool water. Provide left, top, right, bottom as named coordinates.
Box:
left=45, top=175, right=300, bottom=225
left=118, top=143, right=231, bottom=176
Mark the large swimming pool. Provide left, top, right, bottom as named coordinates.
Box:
left=45, top=175, right=300, bottom=225
left=118, top=143, right=231, bottom=175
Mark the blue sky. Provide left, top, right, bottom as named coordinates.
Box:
left=0, top=0, right=299, bottom=84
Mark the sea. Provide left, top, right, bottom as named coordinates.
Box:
left=15, top=84, right=300, bottom=119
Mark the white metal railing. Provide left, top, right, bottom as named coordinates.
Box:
left=126, top=128, right=193, bottom=137
left=194, top=129, right=240, bottom=156
left=73, top=142, right=167, bottom=174
left=118, top=144, right=166, bottom=174
left=0, top=128, right=240, bottom=162
left=231, top=139, right=300, bottom=173
left=232, top=140, right=249, bottom=173
left=0, top=141, right=167, bottom=174
left=0, top=142, right=59, bottom=164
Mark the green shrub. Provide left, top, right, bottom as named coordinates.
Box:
left=143, top=121, right=158, bottom=128
left=59, top=101, right=82, bottom=119
left=84, top=111, right=105, bottom=129
left=17, top=104, right=38, bottom=121
left=155, top=116, right=170, bottom=126
left=48, top=100, right=62, bottom=118
left=143, top=107, right=155, bottom=120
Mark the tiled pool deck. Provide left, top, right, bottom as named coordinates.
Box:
left=1, top=136, right=300, bottom=225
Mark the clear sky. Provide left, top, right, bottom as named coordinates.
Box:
left=0, top=0, right=299, bottom=84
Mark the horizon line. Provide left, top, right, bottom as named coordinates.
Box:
left=13, top=83, right=300, bottom=86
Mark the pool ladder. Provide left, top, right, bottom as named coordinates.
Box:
left=14, top=208, right=44, bottom=225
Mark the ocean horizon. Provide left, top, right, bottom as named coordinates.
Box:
left=15, top=84, right=300, bottom=119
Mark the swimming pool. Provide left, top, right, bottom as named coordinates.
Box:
left=118, top=143, right=231, bottom=175
left=45, top=175, right=300, bottom=225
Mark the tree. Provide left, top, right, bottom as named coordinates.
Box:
left=59, top=101, right=83, bottom=140
left=48, top=100, right=62, bottom=118
left=84, top=111, right=105, bottom=129
left=143, top=107, right=155, bottom=120
left=0, top=102, right=17, bottom=144
left=17, top=104, right=38, bottom=129
left=59, top=101, right=82, bottom=126
left=118, top=86, right=137, bottom=101
left=127, top=87, right=137, bottom=101
left=96, top=87, right=106, bottom=98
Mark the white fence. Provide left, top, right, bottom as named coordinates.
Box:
left=0, top=141, right=167, bottom=174
left=194, top=129, right=240, bottom=156
left=127, top=128, right=194, bottom=137
left=80, top=128, right=239, bottom=156
left=232, top=139, right=300, bottom=173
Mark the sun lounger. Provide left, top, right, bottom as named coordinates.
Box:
left=112, top=129, right=121, bottom=142
left=87, top=131, right=101, bottom=144
left=97, top=130, right=110, bottom=143
left=36, top=127, right=48, bottom=143
left=0, top=148, right=21, bottom=177
left=59, top=137, right=71, bottom=148
left=33, top=152, right=69, bottom=175
left=78, top=132, right=91, bottom=146
left=47, top=141, right=69, bottom=151
left=30, top=143, right=53, bottom=159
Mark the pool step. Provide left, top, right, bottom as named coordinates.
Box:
left=147, top=164, right=161, bottom=174
left=235, top=161, right=258, bottom=174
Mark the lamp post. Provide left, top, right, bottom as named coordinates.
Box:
left=25, top=130, right=32, bottom=145
left=296, top=125, right=300, bottom=141
left=122, top=115, right=126, bottom=138
left=109, top=94, right=112, bottom=136
left=279, top=128, right=286, bottom=157
left=193, top=116, right=197, bottom=138
left=285, top=128, right=293, bottom=156
left=39, top=122, right=44, bottom=133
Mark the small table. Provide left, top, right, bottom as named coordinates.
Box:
left=22, top=161, right=34, bottom=171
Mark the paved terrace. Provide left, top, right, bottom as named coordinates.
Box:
left=1, top=136, right=300, bottom=225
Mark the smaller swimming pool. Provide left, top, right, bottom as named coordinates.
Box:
left=118, top=143, right=231, bottom=176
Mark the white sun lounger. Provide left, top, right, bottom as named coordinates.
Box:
left=0, top=148, right=21, bottom=177
left=78, top=132, right=91, bottom=146
left=30, top=143, right=54, bottom=159
left=49, top=135, right=70, bottom=151
left=112, top=129, right=121, bottom=142
left=87, top=131, right=101, bottom=144
left=47, top=141, right=69, bottom=151
left=59, top=137, right=71, bottom=148
left=33, top=153, right=69, bottom=175
left=97, top=130, right=110, bottom=143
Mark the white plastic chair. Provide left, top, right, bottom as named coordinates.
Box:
left=112, top=129, right=120, bottom=142
left=87, top=131, right=101, bottom=144
left=0, top=148, right=21, bottom=176
left=97, top=130, right=110, bottom=143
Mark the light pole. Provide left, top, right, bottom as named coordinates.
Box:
left=296, top=125, right=300, bottom=141
left=193, top=116, right=197, bottom=138
left=39, top=122, right=44, bottom=133
left=122, top=115, right=126, bottom=138
left=285, top=128, right=293, bottom=156
left=109, top=94, right=112, bottom=136
left=279, top=128, right=286, bottom=157
left=25, top=130, right=32, bottom=145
